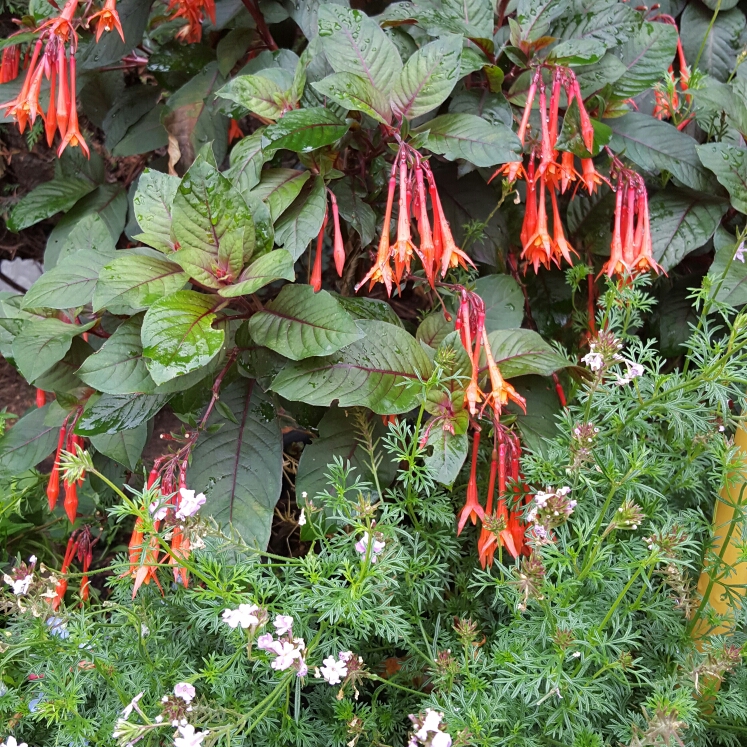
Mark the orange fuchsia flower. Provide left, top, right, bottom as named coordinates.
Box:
left=457, top=431, right=485, bottom=535
left=88, top=0, right=125, bottom=42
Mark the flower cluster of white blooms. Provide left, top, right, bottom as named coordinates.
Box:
left=1, top=737, right=28, bottom=747
left=526, top=486, right=576, bottom=531
left=221, top=603, right=267, bottom=631
left=581, top=336, right=644, bottom=386
left=316, top=650, right=354, bottom=685
left=3, top=556, right=36, bottom=596
left=407, top=709, right=452, bottom=747
left=113, top=683, right=207, bottom=747
left=150, top=487, right=206, bottom=522
left=354, top=532, right=385, bottom=562
left=255, top=614, right=308, bottom=677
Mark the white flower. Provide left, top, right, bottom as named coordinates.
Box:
left=149, top=499, right=169, bottom=521
left=174, top=724, right=208, bottom=747
left=273, top=614, right=294, bottom=636
left=256, top=633, right=275, bottom=651
left=4, top=573, right=32, bottom=596
left=581, top=351, right=604, bottom=371
left=222, top=604, right=260, bottom=629
left=416, top=709, right=444, bottom=740
left=298, top=508, right=306, bottom=526
left=174, top=682, right=195, bottom=703
left=735, top=241, right=746, bottom=262
left=28, top=555, right=37, bottom=565
left=431, top=733, right=452, bottom=747
left=121, top=691, right=144, bottom=718
left=1, top=737, right=28, bottom=747
left=616, top=359, right=644, bottom=386
left=319, top=655, right=348, bottom=685
left=270, top=641, right=301, bottom=671
left=176, top=489, right=206, bottom=520
left=354, top=533, right=385, bottom=562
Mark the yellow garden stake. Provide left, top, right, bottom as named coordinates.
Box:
left=692, top=424, right=747, bottom=642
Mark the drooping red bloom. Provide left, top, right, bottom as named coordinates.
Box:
left=166, top=0, right=216, bottom=43
left=457, top=431, right=485, bottom=534
left=0, top=45, right=20, bottom=84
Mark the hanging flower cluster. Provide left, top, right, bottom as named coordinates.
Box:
left=311, top=189, right=348, bottom=292
left=165, top=0, right=216, bottom=43
left=0, top=0, right=124, bottom=156
left=603, top=159, right=661, bottom=277
left=51, top=526, right=98, bottom=608
left=652, top=15, right=691, bottom=126
left=122, top=468, right=206, bottom=598
left=47, top=419, right=86, bottom=524
left=356, top=147, right=473, bottom=296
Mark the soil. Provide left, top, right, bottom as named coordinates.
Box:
left=0, top=354, right=35, bottom=417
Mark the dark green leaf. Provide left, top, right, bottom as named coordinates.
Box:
left=311, top=73, right=392, bottom=124
left=449, top=89, right=513, bottom=128
left=416, top=313, right=456, bottom=348
left=187, top=379, right=282, bottom=550
left=262, top=107, right=349, bottom=153
left=548, top=38, right=607, bottom=65
left=112, top=105, right=170, bottom=156
left=415, top=113, right=521, bottom=168
left=333, top=295, right=404, bottom=327
left=483, top=329, right=570, bottom=378
left=648, top=187, right=728, bottom=270
left=392, top=35, right=463, bottom=119
left=317, top=5, right=403, bottom=93
left=605, top=112, right=718, bottom=192
left=424, top=428, right=468, bottom=485
left=226, top=130, right=268, bottom=194
left=0, top=403, right=66, bottom=476
left=171, top=154, right=255, bottom=287
left=77, top=316, right=155, bottom=395
left=697, top=142, right=747, bottom=213
left=90, top=422, right=148, bottom=470
left=707, top=227, right=747, bottom=306
left=103, top=84, right=161, bottom=150
left=611, top=21, right=678, bottom=100
left=272, top=320, right=433, bottom=414
left=510, top=375, right=562, bottom=455
left=474, top=274, right=525, bottom=331
left=22, top=246, right=117, bottom=310
left=681, top=2, right=745, bottom=82
left=217, top=74, right=288, bottom=120
left=330, top=177, right=376, bottom=246
left=248, top=285, right=363, bottom=360
left=76, top=393, right=171, bottom=436
left=93, top=254, right=188, bottom=314
left=218, top=250, right=296, bottom=297
left=132, top=169, right=181, bottom=253
left=141, top=290, right=225, bottom=385
left=8, top=178, right=96, bottom=233
left=12, top=318, right=96, bottom=383
left=250, top=168, right=310, bottom=221
left=274, top=176, right=328, bottom=260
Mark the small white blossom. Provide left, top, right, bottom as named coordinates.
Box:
left=174, top=724, right=208, bottom=747
left=121, top=691, right=144, bottom=718
left=273, top=615, right=294, bottom=636
left=28, top=555, right=37, bottom=565
left=616, top=360, right=644, bottom=386
left=176, top=489, right=206, bottom=520
left=581, top=351, right=604, bottom=371
left=319, top=656, right=348, bottom=685
left=4, top=574, right=32, bottom=596
left=256, top=633, right=275, bottom=651
left=735, top=241, right=746, bottom=262
left=1, top=737, right=28, bottom=747
left=174, top=682, right=195, bottom=703
left=298, top=508, right=306, bottom=526
left=222, top=604, right=260, bottom=629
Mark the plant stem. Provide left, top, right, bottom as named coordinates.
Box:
left=694, top=0, right=723, bottom=70
left=598, top=563, right=647, bottom=631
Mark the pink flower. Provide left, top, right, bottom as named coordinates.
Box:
left=174, top=682, right=195, bottom=703
left=174, top=724, right=207, bottom=747
left=319, top=655, right=347, bottom=685
left=256, top=633, right=275, bottom=651
left=355, top=532, right=385, bottom=562
left=273, top=615, right=294, bottom=636
left=270, top=641, right=301, bottom=671
left=176, top=489, right=206, bottom=520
